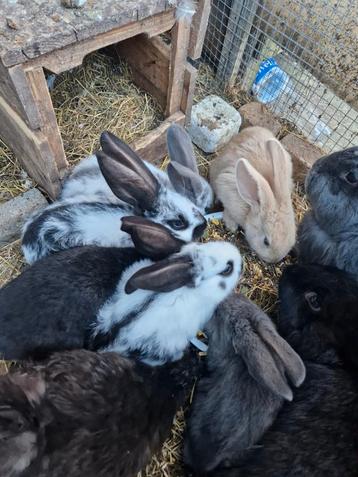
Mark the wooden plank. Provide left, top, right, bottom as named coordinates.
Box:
left=216, top=0, right=259, bottom=86
left=25, top=67, right=68, bottom=172
left=0, top=96, right=61, bottom=199
left=0, top=0, right=171, bottom=67
left=116, top=35, right=170, bottom=111
left=131, top=111, right=185, bottom=165
left=181, top=62, right=198, bottom=125
left=0, top=60, right=42, bottom=129
left=165, top=17, right=192, bottom=116
left=188, top=0, right=211, bottom=60
left=24, top=11, right=176, bottom=75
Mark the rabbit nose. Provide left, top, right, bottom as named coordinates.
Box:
left=193, top=218, right=207, bottom=240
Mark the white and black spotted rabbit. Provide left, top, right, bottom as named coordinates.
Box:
left=22, top=126, right=212, bottom=264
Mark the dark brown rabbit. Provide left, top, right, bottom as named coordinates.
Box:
left=0, top=348, right=199, bottom=477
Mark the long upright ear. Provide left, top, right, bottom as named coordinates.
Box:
left=166, top=124, right=209, bottom=205
left=235, top=159, right=275, bottom=210
left=121, top=216, right=185, bottom=260
left=167, top=123, right=199, bottom=173
left=125, top=256, right=193, bottom=294
left=97, top=131, right=159, bottom=211
left=232, top=320, right=294, bottom=401
left=167, top=161, right=205, bottom=204
left=266, top=139, right=293, bottom=203
left=255, top=317, right=306, bottom=387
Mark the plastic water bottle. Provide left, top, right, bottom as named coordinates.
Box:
left=252, top=57, right=290, bottom=104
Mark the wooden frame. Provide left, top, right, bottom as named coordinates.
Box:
left=0, top=1, right=210, bottom=199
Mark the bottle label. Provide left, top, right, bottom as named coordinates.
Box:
left=254, top=57, right=279, bottom=85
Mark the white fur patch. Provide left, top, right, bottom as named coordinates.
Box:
left=94, top=242, right=242, bottom=364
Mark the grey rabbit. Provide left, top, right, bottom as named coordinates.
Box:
left=0, top=347, right=200, bottom=477
left=191, top=265, right=358, bottom=477
left=298, top=146, right=358, bottom=276
left=183, top=293, right=305, bottom=474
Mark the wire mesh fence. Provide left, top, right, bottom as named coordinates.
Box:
left=202, top=0, right=358, bottom=152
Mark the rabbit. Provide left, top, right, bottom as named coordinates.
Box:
left=183, top=293, right=305, bottom=474
left=0, top=229, right=242, bottom=362
left=61, top=124, right=213, bottom=214
left=277, top=263, right=358, bottom=372
left=210, top=126, right=296, bottom=263
left=0, top=347, right=200, bottom=477
left=166, top=123, right=214, bottom=212
left=199, top=265, right=358, bottom=477
left=297, top=146, right=358, bottom=276
left=22, top=129, right=208, bottom=265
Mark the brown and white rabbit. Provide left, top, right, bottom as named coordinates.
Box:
left=210, top=126, right=295, bottom=263
left=0, top=348, right=199, bottom=477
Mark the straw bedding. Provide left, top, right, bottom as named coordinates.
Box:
left=0, top=52, right=309, bottom=475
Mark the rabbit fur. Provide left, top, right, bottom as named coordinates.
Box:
left=298, top=146, right=358, bottom=276
left=183, top=293, right=305, bottom=474
left=205, top=265, right=358, bottom=477
left=22, top=128, right=210, bottom=264
left=210, top=126, right=295, bottom=263
left=0, top=348, right=200, bottom=477
left=0, top=239, right=242, bottom=362
left=62, top=124, right=213, bottom=213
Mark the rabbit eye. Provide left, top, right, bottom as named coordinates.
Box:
left=344, top=171, right=358, bottom=186
left=263, top=237, right=270, bottom=247
left=167, top=214, right=188, bottom=231
left=304, top=291, right=321, bottom=313
left=220, top=260, right=234, bottom=276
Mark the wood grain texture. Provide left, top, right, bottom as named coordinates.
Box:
left=116, top=35, right=170, bottom=111
left=23, top=11, right=175, bottom=75
left=0, top=96, right=61, bottom=199
left=181, top=62, right=198, bottom=125
left=165, top=17, right=192, bottom=116
left=131, top=111, right=185, bottom=165
left=0, top=60, right=42, bottom=129
left=188, top=0, right=211, bottom=60
left=26, top=67, right=67, bottom=172
left=0, top=0, right=172, bottom=67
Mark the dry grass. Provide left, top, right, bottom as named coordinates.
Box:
left=51, top=51, right=163, bottom=165
left=0, top=53, right=311, bottom=476
left=0, top=139, right=33, bottom=204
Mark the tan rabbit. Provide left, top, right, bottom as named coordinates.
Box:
left=210, top=126, right=295, bottom=263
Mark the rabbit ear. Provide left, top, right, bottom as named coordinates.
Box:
left=166, top=124, right=207, bottom=204
left=167, top=123, right=199, bottom=174
left=235, top=158, right=274, bottom=210
left=167, top=161, right=205, bottom=205
left=9, top=374, right=46, bottom=404
left=254, top=317, right=306, bottom=387
left=121, top=216, right=185, bottom=260
left=266, top=139, right=292, bottom=203
left=97, top=131, right=159, bottom=211
left=125, top=256, right=193, bottom=294
left=231, top=320, right=294, bottom=401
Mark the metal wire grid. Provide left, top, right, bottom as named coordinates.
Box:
left=202, top=0, right=358, bottom=152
